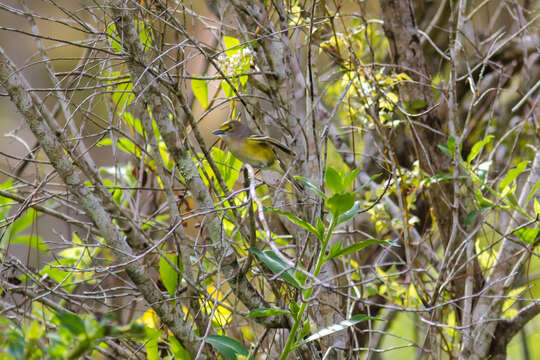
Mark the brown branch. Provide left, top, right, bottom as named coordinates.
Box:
left=0, top=45, right=204, bottom=359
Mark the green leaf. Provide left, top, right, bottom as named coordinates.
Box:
left=265, top=208, right=318, bottom=235
left=514, top=227, right=540, bottom=244
left=252, top=248, right=304, bottom=289
left=296, top=176, right=326, bottom=199
left=135, top=20, right=153, bottom=51
left=6, top=330, right=25, bottom=360
left=122, top=112, right=144, bottom=136
left=325, top=167, right=343, bottom=194
left=407, top=99, right=427, bottom=110
left=56, top=311, right=86, bottom=336
left=10, top=235, right=47, bottom=252
left=437, top=143, right=452, bottom=158
left=223, top=36, right=241, bottom=57
left=191, top=78, right=208, bottom=109
left=146, top=336, right=159, bottom=360
left=206, top=335, right=249, bottom=360
left=326, top=240, right=343, bottom=260
left=207, top=147, right=242, bottom=190
left=10, top=209, right=37, bottom=237
left=527, top=181, right=540, bottom=204
left=169, top=335, right=192, bottom=360
left=337, top=201, right=362, bottom=224
left=499, top=161, right=528, bottom=193
left=325, top=239, right=391, bottom=261
left=289, top=301, right=299, bottom=317
left=467, top=135, right=494, bottom=163
left=316, top=219, right=326, bottom=238
left=326, top=193, right=355, bottom=216
left=297, top=315, right=376, bottom=347
left=447, top=136, right=456, bottom=156
left=106, top=23, right=123, bottom=53
left=247, top=308, right=289, bottom=318
left=159, top=254, right=183, bottom=297
left=97, top=137, right=140, bottom=156
left=342, top=167, right=362, bottom=191
left=464, top=209, right=479, bottom=227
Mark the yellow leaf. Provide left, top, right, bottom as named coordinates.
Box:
left=137, top=309, right=159, bottom=329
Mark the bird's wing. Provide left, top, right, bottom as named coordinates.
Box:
left=248, top=135, right=293, bottom=155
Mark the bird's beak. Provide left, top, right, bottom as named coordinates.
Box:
left=212, top=129, right=225, bottom=135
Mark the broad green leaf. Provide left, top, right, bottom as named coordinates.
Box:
left=296, top=176, right=326, bottom=199
left=337, top=201, right=362, bottom=224
left=223, top=36, right=241, bottom=57
left=206, top=335, right=249, bottom=360
left=191, top=78, right=208, bottom=109
left=514, top=227, right=540, bottom=244
left=169, top=334, right=192, bottom=360
left=55, top=311, right=86, bottom=336
left=252, top=249, right=303, bottom=289
left=407, top=99, right=427, bottom=110
left=467, top=135, right=493, bottom=163
left=326, top=239, right=391, bottom=261
left=123, top=112, right=144, bottom=136
left=6, top=331, right=25, bottom=360
left=265, top=208, right=318, bottom=235
left=10, top=208, right=37, bottom=237
left=325, top=167, right=343, bottom=194
left=499, top=161, right=528, bottom=193
left=159, top=254, right=183, bottom=297
left=10, top=235, right=47, bottom=252
left=135, top=20, right=153, bottom=51
left=326, top=193, right=355, bottom=216
left=105, top=23, right=123, bottom=53
left=247, top=308, right=289, bottom=318
left=145, top=336, right=159, bottom=360
left=464, top=209, right=479, bottom=227
left=207, top=147, right=242, bottom=190
left=97, top=137, right=140, bottom=156
left=343, top=167, right=362, bottom=191
left=297, top=315, right=375, bottom=347
left=0, top=179, right=14, bottom=211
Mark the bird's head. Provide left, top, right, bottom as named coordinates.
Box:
left=212, top=121, right=252, bottom=139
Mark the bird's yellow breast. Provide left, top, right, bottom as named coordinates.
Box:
left=226, top=138, right=276, bottom=168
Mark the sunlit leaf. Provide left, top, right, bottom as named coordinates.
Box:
left=10, top=235, right=47, bottom=252
left=499, top=161, right=528, bottom=193
left=169, top=335, right=192, bottom=360
left=297, top=315, right=376, bottom=347
left=159, top=254, right=183, bottom=297
left=514, top=227, right=540, bottom=244
left=223, top=36, right=241, bottom=57
left=191, top=78, right=208, bottom=109
left=326, top=193, right=355, bottom=216
left=467, top=135, right=493, bottom=163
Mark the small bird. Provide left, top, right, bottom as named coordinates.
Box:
left=212, top=121, right=301, bottom=189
